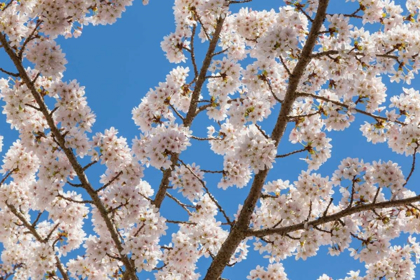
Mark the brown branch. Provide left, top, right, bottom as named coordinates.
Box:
left=192, top=10, right=211, bottom=41
left=18, top=20, right=42, bottom=60
left=247, top=194, right=420, bottom=237
left=31, top=212, right=42, bottom=227
left=276, top=147, right=307, bottom=158
left=297, top=91, right=406, bottom=126
left=295, top=5, right=314, bottom=23
left=166, top=193, right=193, bottom=215
left=166, top=220, right=197, bottom=225
left=0, top=168, right=16, bottom=186
left=49, top=106, right=59, bottom=117
left=169, top=103, right=185, bottom=121
left=255, top=124, right=269, bottom=139
left=310, top=50, right=339, bottom=59
left=203, top=1, right=331, bottom=279
left=1, top=0, right=14, bottom=12
left=285, top=233, right=301, bottom=240
left=348, top=176, right=357, bottom=209
left=272, top=219, right=283, bottom=229
left=24, top=103, right=41, bottom=111
left=212, top=48, right=228, bottom=57
left=44, top=223, right=60, bottom=242
left=0, top=33, right=138, bottom=280
left=261, top=194, right=278, bottom=199
left=96, top=171, right=123, bottom=193
left=287, top=110, right=321, bottom=121
left=229, top=0, right=252, bottom=3
left=133, top=223, right=145, bottom=238
left=55, top=256, right=70, bottom=280
left=279, top=55, right=292, bottom=76
left=6, top=202, right=44, bottom=242
left=323, top=198, right=334, bottom=217
left=202, top=169, right=224, bottom=174
left=0, top=67, right=19, bottom=77
left=66, top=180, right=83, bottom=188
left=83, top=160, right=97, bottom=171
left=153, top=17, right=226, bottom=209
left=403, top=143, right=419, bottom=188
left=178, top=158, right=232, bottom=226
left=341, top=7, right=363, bottom=19
left=262, top=75, right=282, bottom=103
left=190, top=24, right=199, bottom=78
left=373, top=187, right=381, bottom=204
left=9, top=209, right=69, bottom=280
left=57, top=193, right=93, bottom=204
left=190, top=135, right=221, bottom=141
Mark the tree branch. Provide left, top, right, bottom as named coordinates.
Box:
left=0, top=32, right=138, bottom=280
left=203, top=1, right=330, bottom=278
left=276, top=147, right=308, bottom=158
left=153, top=17, right=226, bottom=209
left=247, top=194, right=420, bottom=237
left=297, top=91, right=406, bottom=126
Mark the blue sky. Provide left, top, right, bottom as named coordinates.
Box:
left=1, top=0, right=419, bottom=279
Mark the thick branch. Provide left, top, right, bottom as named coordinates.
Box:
left=203, top=1, right=330, bottom=279
left=247, top=194, right=420, bottom=237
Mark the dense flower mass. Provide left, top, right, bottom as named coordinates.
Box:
left=3, top=0, right=420, bottom=279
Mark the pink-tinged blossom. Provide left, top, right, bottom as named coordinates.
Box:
left=247, top=263, right=288, bottom=280
left=170, top=163, right=205, bottom=202
left=133, top=124, right=191, bottom=169
left=26, top=38, right=67, bottom=77
left=132, top=67, right=189, bottom=132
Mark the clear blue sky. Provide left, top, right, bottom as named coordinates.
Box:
left=0, top=0, right=418, bottom=279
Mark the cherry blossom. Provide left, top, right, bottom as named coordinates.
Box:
left=3, top=0, right=420, bottom=279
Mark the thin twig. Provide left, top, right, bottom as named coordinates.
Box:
left=190, top=24, right=199, bottom=78
left=166, top=220, right=197, bottom=225
left=193, top=10, right=211, bottom=41
left=49, top=106, right=59, bottom=117
left=212, top=48, right=228, bottom=57
left=279, top=55, right=292, bottom=76
left=323, top=198, right=334, bottom=217
left=57, top=193, right=93, bottom=204
left=166, top=193, right=193, bottom=215
left=31, top=212, right=42, bottom=227
left=0, top=168, right=16, bottom=186
left=373, top=187, right=381, bottom=204
left=0, top=67, right=19, bottom=77
left=83, top=160, right=98, bottom=171
left=202, top=169, right=225, bottom=174
left=297, top=92, right=406, bottom=126
left=341, top=7, right=363, bottom=19
left=24, top=103, right=41, bottom=111
left=18, top=20, right=42, bottom=60
left=255, top=124, right=269, bottom=139
left=178, top=158, right=233, bottom=226
left=276, top=147, right=308, bottom=158
left=169, top=103, right=185, bottom=121
left=403, top=143, right=419, bottom=188
left=263, top=76, right=283, bottom=103
left=348, top=176, right=357, bottom=209
left=272, top=219, right=283, bottom=229
left=66, top=181, right=83, bottom=188
left=229, top=0, right=252, bottom=3
left=96, top=171, right=123, bottom=193
left=44, top=223, right=60, bottom=242
left=190, top=135, right=221, bottom=141
left=287, top=110, right=322, bottom=121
